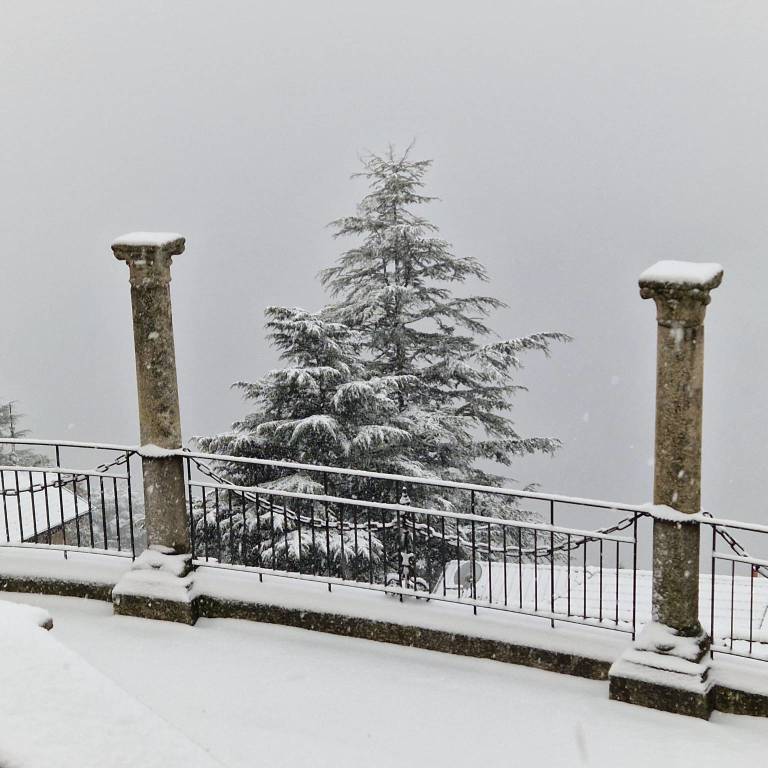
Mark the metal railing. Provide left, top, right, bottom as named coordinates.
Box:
left=1, top=438, right=767, bottom=663
left=702, top=513, right=768, bottom=661
left=182, top=450, right=643, bottom=636
left=0, top=439, right=140, bottom=558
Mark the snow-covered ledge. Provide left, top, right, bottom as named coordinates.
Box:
left=610, top=261, right=724, bottom=719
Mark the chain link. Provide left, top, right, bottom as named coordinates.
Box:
left=701, top=511, right=768, bottom=580
left=184, top=453, right=647, bottom=559
left=21, top=450, right=760, bottom=579
left=0, top=451, right=133, bottom=498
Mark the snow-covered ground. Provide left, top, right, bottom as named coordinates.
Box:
left=0, top=597, right=221, bottom=768
left=1, top=591, right=767, bottom=768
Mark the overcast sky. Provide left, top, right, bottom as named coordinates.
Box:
left=2, top=1, right=767, bottom=521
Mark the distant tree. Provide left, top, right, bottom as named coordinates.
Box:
left=0, top=401, right=47, bottom=467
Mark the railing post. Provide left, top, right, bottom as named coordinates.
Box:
left=110, top=233, right=196, bottom=624
left=610, top=260, right=723, bottom=718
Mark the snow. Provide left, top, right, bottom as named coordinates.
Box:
left=641, top=502, right=699, bottom=522
left=0, top=597, right=52, bottom=629
left=0, top=591, right=765, bottom=767
left=612, top=622, right=712, bottom=694
left=132, top=546, right=192, bottom=575
left=1, top=547, right=765, bottom=661
left=0, top=596, right=221, bottom=767
left=609, top=655, right=711, bottom=694
left=113, top=549, right=194, bottom=603
left=140, top=443, right=178, bottom=457
left=111, top=232, right=184, bottom=248
left=195, top=564, right=628, bottom=661
left=0, top=545, right=130, bottom=585
left=432, top=559, right=768, bottom=657
left=632, top=621, right=706, bottom=661
left=639, top=260, right=723, bottom=287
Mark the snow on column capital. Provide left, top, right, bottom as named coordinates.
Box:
left=639, top=260, right=723, bottom=328
left=112, top=232, right=185, bottom=287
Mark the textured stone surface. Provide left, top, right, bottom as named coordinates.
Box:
left=639, top=264, right=722, bottom=635
left=112, top=549, right=195, bottom=623
left=609, top=622, right=713, bottom=718
left=652, top=520, right=702, bottom=634
left=196, top=595, right=612, bottom=680
left=0, top=575, right=113, bottom=601
left=604, top=264, right=726, bottom=717
left=609, top=673, right=714, bottom=719
left=140, top=457, right=188, bottom=553
left=713, top=685, right=768, bottom=717
left=113, top=593, right=198, bottom=625
left=112, top=234, right=189, bottom=554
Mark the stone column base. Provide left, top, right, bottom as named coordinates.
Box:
left=609, top=622, right=713, bottom=719
left=112, top=547, right=197, bottom=625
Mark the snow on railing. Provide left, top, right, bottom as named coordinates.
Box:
left=0, top=438, right=767, bottom=661
left=180, top=448, right=648, bottom=514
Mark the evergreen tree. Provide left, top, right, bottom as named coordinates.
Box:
left=202, top=306, right=412, bottom=481
left=198, top=147, right=569, bottom=582
left=321, top=146, right=569, bottom=487
left=0, top=401, right=47, bottom=467
left=196, top=307, right=406, bottom=569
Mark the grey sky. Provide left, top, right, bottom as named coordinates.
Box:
left=2, top=1, right=767, bottom=520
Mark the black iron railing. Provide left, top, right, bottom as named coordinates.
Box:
left=2, top=438, right=767, bottom=663
left=182, top=450, right=643, bottom=636
left=0, top=439, right=140, bottom=558
left=702, top=513, right=768, bottom=661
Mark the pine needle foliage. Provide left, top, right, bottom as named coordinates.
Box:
left=197, top=147, right=570, bottom=575
left=320, top=145, right=570, bottom=486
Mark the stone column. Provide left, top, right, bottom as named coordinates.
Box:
left=609, top=260, right=723, bottom=719
left=110, top=233, right=196, bottom=624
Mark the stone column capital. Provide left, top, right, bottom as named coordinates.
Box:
left=112, top=233, right=185, bottom=286
left=639, top=261, right=723, bottom=327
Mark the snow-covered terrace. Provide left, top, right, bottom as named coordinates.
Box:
left=0, top=588, right=766, bottom=768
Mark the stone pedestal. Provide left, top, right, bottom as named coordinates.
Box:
left=110, top=232, right=195, bottom=622
left=113, top=547, right=197, bottom=624
left=609, top=260, right=723, bottom=718
left=609, top=623, right=713, bottom=718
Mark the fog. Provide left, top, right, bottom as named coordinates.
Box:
left=2, top=1, right=767, bottom=520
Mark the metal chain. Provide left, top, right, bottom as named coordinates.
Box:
left=0, top=451, right=133, bottom=497
left=701, top=511, right=768, bottom=579
left=171, top=456, right=768, bottom=579
left=185, top=453, right=645, bottom=559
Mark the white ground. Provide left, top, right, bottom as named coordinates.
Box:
left=1, top=592, right=767, bottom=768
